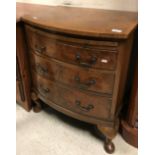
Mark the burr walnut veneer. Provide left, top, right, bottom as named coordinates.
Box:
left=16, top=3, right=137, bottom=154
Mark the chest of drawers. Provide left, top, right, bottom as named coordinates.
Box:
left=18, top=4, right=137, bottom=154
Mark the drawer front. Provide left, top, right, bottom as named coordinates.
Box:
left=25, top=25, right=118, bottom=70
left=30, top=52, right=115, bottom=95
left=32, top=73, right=111, bottom=120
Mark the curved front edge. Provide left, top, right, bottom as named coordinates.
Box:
left=37, top=92, right=115, bottom=127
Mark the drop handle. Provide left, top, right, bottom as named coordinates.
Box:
left=35, top=45, right=46, bottom=53
left=36, top=63, right=48, bottom=75
left=75, top=100, right=94, bottom=112
left=39, top=84, right=50, bottom=94
left=75, top=53, right=97, bottom=67
left=74, top=75, right=96, bottom=88
left=41, top=88, right=50, bottom=94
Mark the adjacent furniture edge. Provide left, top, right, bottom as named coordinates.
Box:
left=120, top=29, right=138, bottom=148
left=16, top=22, right=32, bottom=111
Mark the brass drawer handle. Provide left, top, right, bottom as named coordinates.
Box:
left=75, top=75, right=96, bottom=89
left=36, top=64, right=48, bottom=75
left=41, top=87, right=50, bottom=94
left=35, top=45, right=46, bottom=54
left=75, top=100, right=94, bottom=112
left=39, top=84, right=50, bottom=94
left=75, top=53, right=97, bottom=67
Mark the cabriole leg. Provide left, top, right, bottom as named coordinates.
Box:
left=97, top=119, right=119, bottom=154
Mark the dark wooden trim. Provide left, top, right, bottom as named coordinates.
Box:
left=16, top=22, right=32, bottom=111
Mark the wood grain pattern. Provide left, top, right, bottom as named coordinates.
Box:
left=29, top=51, right=115, bottom=95
left=17, top=2, right=137, bottom=39
left=24, top=24, right=137, bottom=122
left=25, top=25, right=118, bottom=70
left=16, top=22, right=31, bottom=111
left=32, top=73, right=112, bottom=121
left=16, top=2, right=138, bottom=153
left=120, top=35, right=138, bottom=147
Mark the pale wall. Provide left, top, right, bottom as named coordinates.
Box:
left=16, top=0, right=138, bottom=12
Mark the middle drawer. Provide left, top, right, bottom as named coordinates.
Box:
left=30, top=52, right=115, bottom=95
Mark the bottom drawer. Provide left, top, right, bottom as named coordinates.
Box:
left=32, top=73, right=112, bottom=120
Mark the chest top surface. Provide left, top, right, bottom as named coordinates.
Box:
left=16, top=2, right=137, bottom=39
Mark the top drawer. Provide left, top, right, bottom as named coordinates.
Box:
left=25, top=25, right=118, bottom=70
